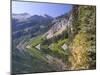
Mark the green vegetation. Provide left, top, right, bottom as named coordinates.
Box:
left=25, top=35, right=47, bottom=61
left=49, top=39, right=68, bottom=55
left=68, top=6, right=96, bottom=70
left=69, top=32, right=90, bottom=70
left=28, top=35, right=43, bottom=46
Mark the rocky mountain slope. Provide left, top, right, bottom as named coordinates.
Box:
left=45, top=12, right=72, bottom=39
left=12, top=13, right=53, bottom=38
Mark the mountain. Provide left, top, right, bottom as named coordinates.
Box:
left=45, top=12, right=73, bottom=39
left=12, top=13, right=31, bottom=22
left=12, top=13, right=31, bottom=19
left=12, top=14, right=53, bottom=38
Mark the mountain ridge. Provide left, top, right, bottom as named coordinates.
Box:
left=45, top=12, right=72, bottom=39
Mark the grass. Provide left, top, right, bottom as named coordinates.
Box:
left=49, top=38, right=69, bottom=58
left=28, top=35, right=43, bottom=46
left=26, top=47, right=46, bottom=61
left=26, top=34, right=69, bottom=65
left=49, top=39, right=67, bottom=51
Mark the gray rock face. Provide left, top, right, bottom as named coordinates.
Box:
left=46, top=13, right=73, bottom=39
left=61, top=43, right=68, bottom=50
left=35, top=44, right=41, bottom=50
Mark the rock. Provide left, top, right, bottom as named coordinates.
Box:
left=45, top=13, right=72, bottom=39
left=26, top=45, right=31, bottom=49
left=61, top=43, right=68, bottom=50
left=35, top=44, right=41, bottom=50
